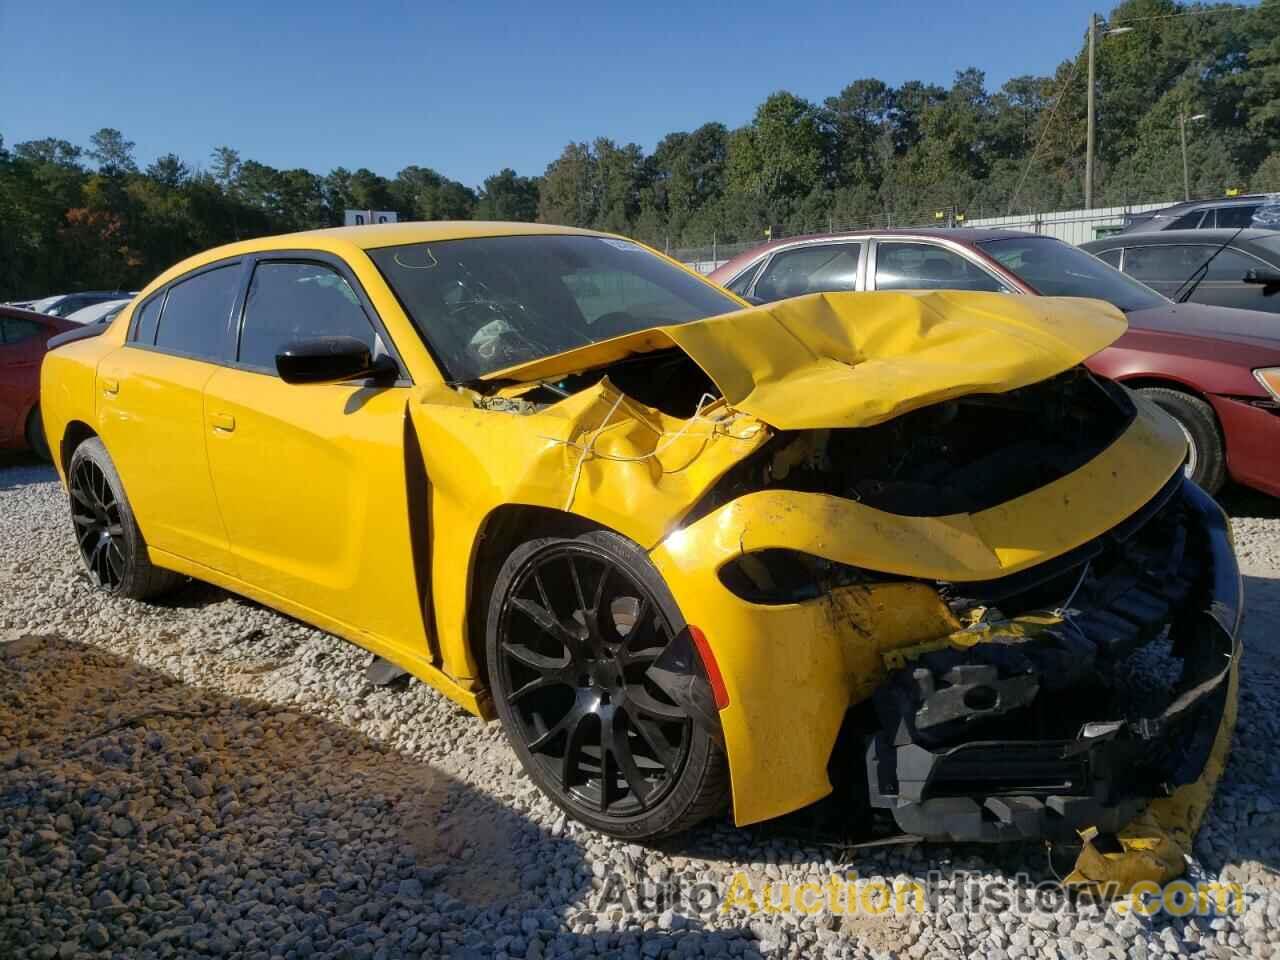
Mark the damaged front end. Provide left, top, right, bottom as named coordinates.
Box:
left=417, top=289, right=1238, bottom=888
left=865, top=474, right=1240, bottom=849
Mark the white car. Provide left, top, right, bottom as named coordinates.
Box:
left=30, top=291, right=136, bottom=318
left=64, top=298, right=132, bottom=326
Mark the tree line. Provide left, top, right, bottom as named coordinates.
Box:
left=2, top=0, right=1278, bottom=300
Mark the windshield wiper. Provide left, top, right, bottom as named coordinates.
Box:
left=1172, top=227, right=1246, bottom=304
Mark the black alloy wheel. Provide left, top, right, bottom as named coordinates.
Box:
left=70, top=455, right=127, bottom=590
left=487, top=531, right=728, bottom=838
left=66, top=437, right=183, bottom=600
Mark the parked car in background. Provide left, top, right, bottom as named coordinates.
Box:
left=31, top=290, right=135, bottom=318
left=709, top=229, right=1280, bottom=496
left=0, top=305, right=77, bottom=458
left=1080, top=229, right=1280, bottom=314
left=65, top=298, right=133, bottom=326
left=1117, top=194, right=1280, bottom=234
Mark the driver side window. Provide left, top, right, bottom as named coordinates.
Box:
left=238, top=261, right=378, bottom=372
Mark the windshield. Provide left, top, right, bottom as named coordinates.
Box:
left=368, top=234, right=742, bottom=381
left=977, top=236, right=1167, bottom=312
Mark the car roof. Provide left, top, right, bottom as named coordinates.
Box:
left=0, top=304, right=66, bottom=324
left=141, top=221, right=616, bottom=298
left=710, top=227, right=1039, bottom=278
left=1150, top=194, right=1278, bottom=213
left=1084, top=228, right=1279, bottom=248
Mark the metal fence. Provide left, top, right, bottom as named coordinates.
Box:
left=674, top=200, right=1175, bottom=273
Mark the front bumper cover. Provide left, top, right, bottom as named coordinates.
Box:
left=865, top=477, right=1241, bottom=844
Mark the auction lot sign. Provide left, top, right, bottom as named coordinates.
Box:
left=344, top=210, right=398, bottom=226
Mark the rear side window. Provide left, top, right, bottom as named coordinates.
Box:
left=1216, top=205, right=1258, bottom=229
left=238, top=261, right=376, bottom=371
left=1093, top=248, right=1122, bottom=268
left=153, top=266, right=239, bottom=361
left=131, top=295, right=163, bottom=345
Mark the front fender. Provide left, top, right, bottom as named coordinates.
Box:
left=649, top=400, right=1186, bottom=826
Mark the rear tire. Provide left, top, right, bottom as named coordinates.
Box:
left=25, top=407, right=51, bottom=462
left=485, top=529, right=729, bottom=840
left=67, top=437, right=183, bottom=600
left=1138, top=388, right=1226, bottom=494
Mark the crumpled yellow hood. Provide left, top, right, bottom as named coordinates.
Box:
left=485, top=290, right=1127, bottom=429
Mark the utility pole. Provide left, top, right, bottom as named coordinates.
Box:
left=1086, top=13, right=1097, bottom=211
left=1179, top=111, right=1190, bottom=202
left=1179, top=110, right=1207, bottom=201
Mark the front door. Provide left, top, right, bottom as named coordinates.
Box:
left=201, top=257, right=432, bottom=656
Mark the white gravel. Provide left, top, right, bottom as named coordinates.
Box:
left=1, top=455, right=1278, bottom=960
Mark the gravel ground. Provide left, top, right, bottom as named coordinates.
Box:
left=1, top=454, right=1278, bottom=960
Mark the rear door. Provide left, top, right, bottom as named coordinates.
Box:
left=95, top=263, right=241, bottom=574
left=201, top=254, right=432, bottom=656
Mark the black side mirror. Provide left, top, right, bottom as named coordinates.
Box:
left=275, top=336, right=396, bottom=385
left=1243, top=268, right=1280, bottom=290
left=740, top=294, right=766, bottom=306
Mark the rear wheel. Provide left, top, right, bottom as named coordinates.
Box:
left=25, top=407, right=50, bottom=462
left=485, top=530, right=728, bottom=839
left=1138, top=388, right=1226, bottom=493
left=67, top=438, right=183, bottom=600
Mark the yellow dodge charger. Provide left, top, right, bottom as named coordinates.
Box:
left=41, top=222, right=1239, bottom=886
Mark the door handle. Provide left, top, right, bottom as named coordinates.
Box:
left=210, top=413, right=236, bottom=433
left=101, top=377, right=119, bottom=396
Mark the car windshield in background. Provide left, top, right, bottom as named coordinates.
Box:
left=978, top=236, right=1167, bottom=312
left=368, top=235, right=742, bottom=381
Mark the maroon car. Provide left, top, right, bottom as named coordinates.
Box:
left=0, top=305, right=77, bottom=459
left=709, top=229, right=1280, bottom=497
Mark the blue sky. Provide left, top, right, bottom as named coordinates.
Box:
left=0, top=0, right=1169, bottom=188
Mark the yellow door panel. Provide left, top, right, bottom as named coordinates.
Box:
left=201, top=367, right=431, bottom=659
left=95, top=347, right=233, bottom=572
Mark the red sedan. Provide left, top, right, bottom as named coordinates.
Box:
left=0, top=305, right=78, bottom=458
left=710, top=229, right=1280, bottom=497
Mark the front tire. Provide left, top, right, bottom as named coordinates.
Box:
left=1138, top=388, right=1226, bottom=493
left=485, top=530, right=729, bottom=839
left=67, top=437, right=182, bottom=600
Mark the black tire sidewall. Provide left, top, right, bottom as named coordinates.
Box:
left=484, top=529, right=725, bottom=840
left=1139, top=388, right=1226, bottom=493
left=25, top=407, right=51, bottom=462
left=67, top=437, right=149, bottom=596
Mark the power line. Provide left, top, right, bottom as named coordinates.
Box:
left=1006, top=55, right=1083, bottom=215
left=1111, top=5, right=1254, bottom=25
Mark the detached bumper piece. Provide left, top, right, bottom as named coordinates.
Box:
left=866, top=477, right=1241, bottom=843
